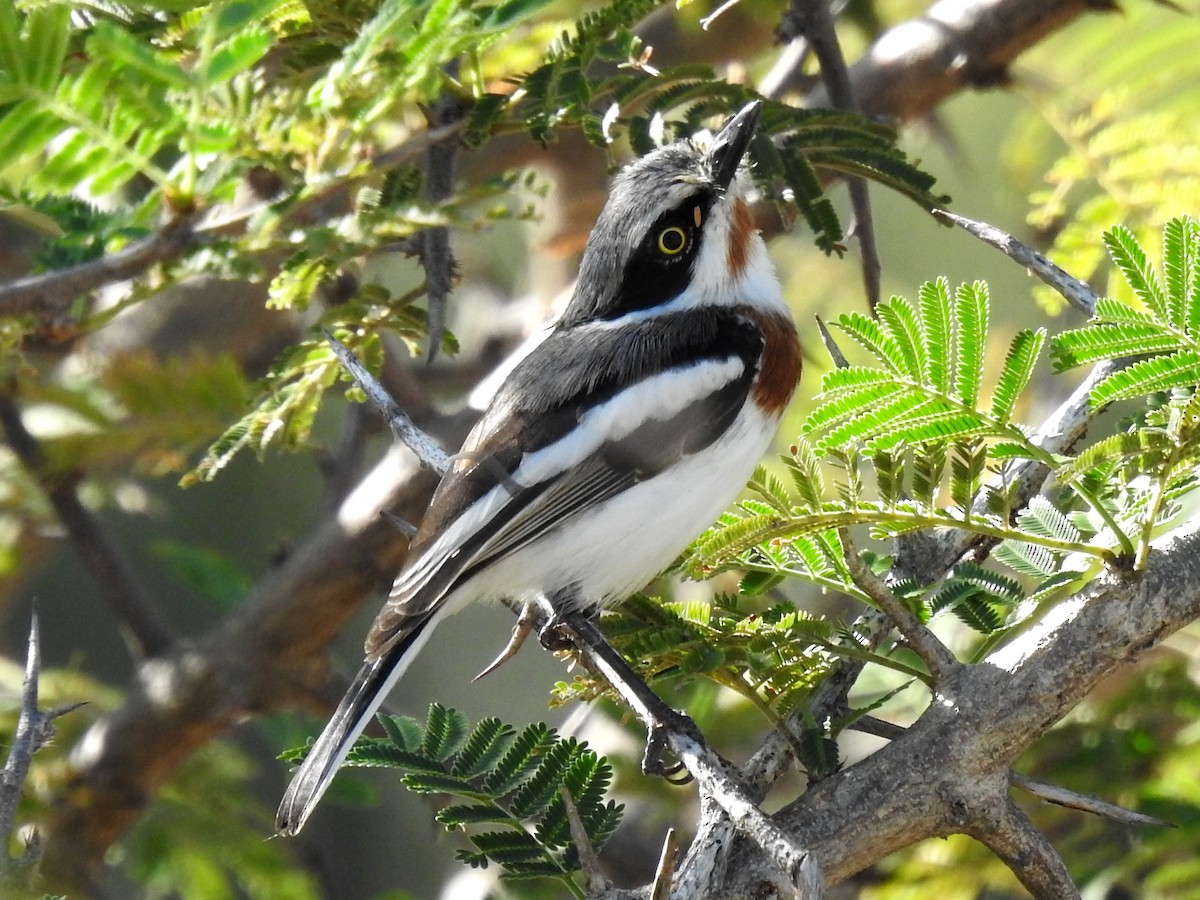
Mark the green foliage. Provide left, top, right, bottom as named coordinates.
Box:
left=0, top=0, right=945, bottom=485
left=1053, top=217, right=1200, bottom=564
left=282, top=704, right=622, bottom=893
left=689, top=219, right=1200, bottom=661
left=1009, top=5, right=1200, bottom=314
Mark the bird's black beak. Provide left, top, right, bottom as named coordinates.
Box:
left=708, top=100, right=762, bottom=192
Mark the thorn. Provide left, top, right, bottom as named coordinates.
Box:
left=473, top=603, right=538, bottom=682
left=814, top=314, right=850, bottom=369
left=380, top=509, right=418, bottom=539
left=649, top=828, right=678, bottom=900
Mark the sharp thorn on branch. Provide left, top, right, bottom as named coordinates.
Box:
left=650, top=828, right=679, bottom=900
left=1010, top=772, right=1175, bottom=829
left=814, top=315, right=850, bottom=369
left=380, top=509, right=419, bottom=539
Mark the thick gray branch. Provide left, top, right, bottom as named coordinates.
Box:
left=804, top=0, right=1115, bottom=121
left=713, top=519, right=1200, bottom=890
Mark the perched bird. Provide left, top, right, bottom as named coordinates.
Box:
left=277, top=101, right=801, bottom=835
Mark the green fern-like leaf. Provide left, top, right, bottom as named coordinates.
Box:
left=420, top=703, right=470, bottom=761
left=991, top=328, right=1046, bottom=423
left=284, top=706, right=620, bottom=891
left=1089, top=350, right=1200, bottom=409
left=453, top=718, right=518, bottom=778
left=1105, top=223, right=1169, bottom=319
left=919, top=278, right=952, bottom=393
left=877, top=295, right=929, bottom=381
left=953, top=281, right=989, bottom=408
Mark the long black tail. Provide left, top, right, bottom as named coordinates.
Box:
left=276, top=616, right=435, bottom=836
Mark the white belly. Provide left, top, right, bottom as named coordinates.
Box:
left=454, top=403, right=778, bottom=609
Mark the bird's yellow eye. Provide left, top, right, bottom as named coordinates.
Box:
left=657, top=226, right=688, bottom=256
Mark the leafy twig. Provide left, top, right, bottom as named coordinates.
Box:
left=0, top=123, right=464, bottom=328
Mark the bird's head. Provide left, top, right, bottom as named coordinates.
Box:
left=560, top=101, right=781, bottom=326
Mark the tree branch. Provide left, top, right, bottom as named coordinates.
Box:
left=841, top=529, right=957, bottom=681
left=968, top=797, right=1080, bottom=898
left=935, top=209, right=1099, bottom=315
left=710, top=519, right=1200, bottom=891
left=0, top=612, right=86, bottom=888
left=802, top=0, right=1117, bottom=121
left=0, top=122, right=464, bottom=327
left=781, top=0, right=881, bottom=309
left=0, top=394, right=173, bottom=660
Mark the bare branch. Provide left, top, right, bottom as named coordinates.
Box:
left=0, top=394, right=173, bottom=660
left=968, top=798, right=1080, bottom=898
left=649, top=828, right=678, bottom=900
left=560, top=786, right=609, bottom=896
left=563, top=614, right=824, bottom=898
left=323, top=330, right=450, bottom=474
left=0, top=612, right=42, bottom=869
left=781, top=0, right=881, bottom=309
left=0, top=613, right=85, bottom=886
left=421, top=68, right=465, bottom=364
left=851, top=716, right=1175, bottom=830
left=935, top=209, right=1099, bottom=316
left=0, top=216, right=196, bottom=322
left=841, top=530, right=957, bottom=681
left=804, top=0, right=1117, bottom=122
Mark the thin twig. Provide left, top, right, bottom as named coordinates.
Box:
left=560, top=786, right=609, bottom=896
left=563, top=613, right=824, bottom=898
left=421, top=67, right=465, bottom=364
left=323, top=330, right=450, bottom=474
left=0, top=615, right=84, bottom=886
left=785, top=0, right=881, bottom=309
left=934, top=209, right=1098, bottom=316
left=840, top=529, right=957, bottom=681
left=0, top=612, right=42, bottom=870
left=0, top=394, right=173, bottom=660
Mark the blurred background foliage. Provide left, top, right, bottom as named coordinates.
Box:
left=2, top=0, right=1200, bottom=897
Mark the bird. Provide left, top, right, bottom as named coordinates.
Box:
left=276, top=100, right=801, bottom=836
